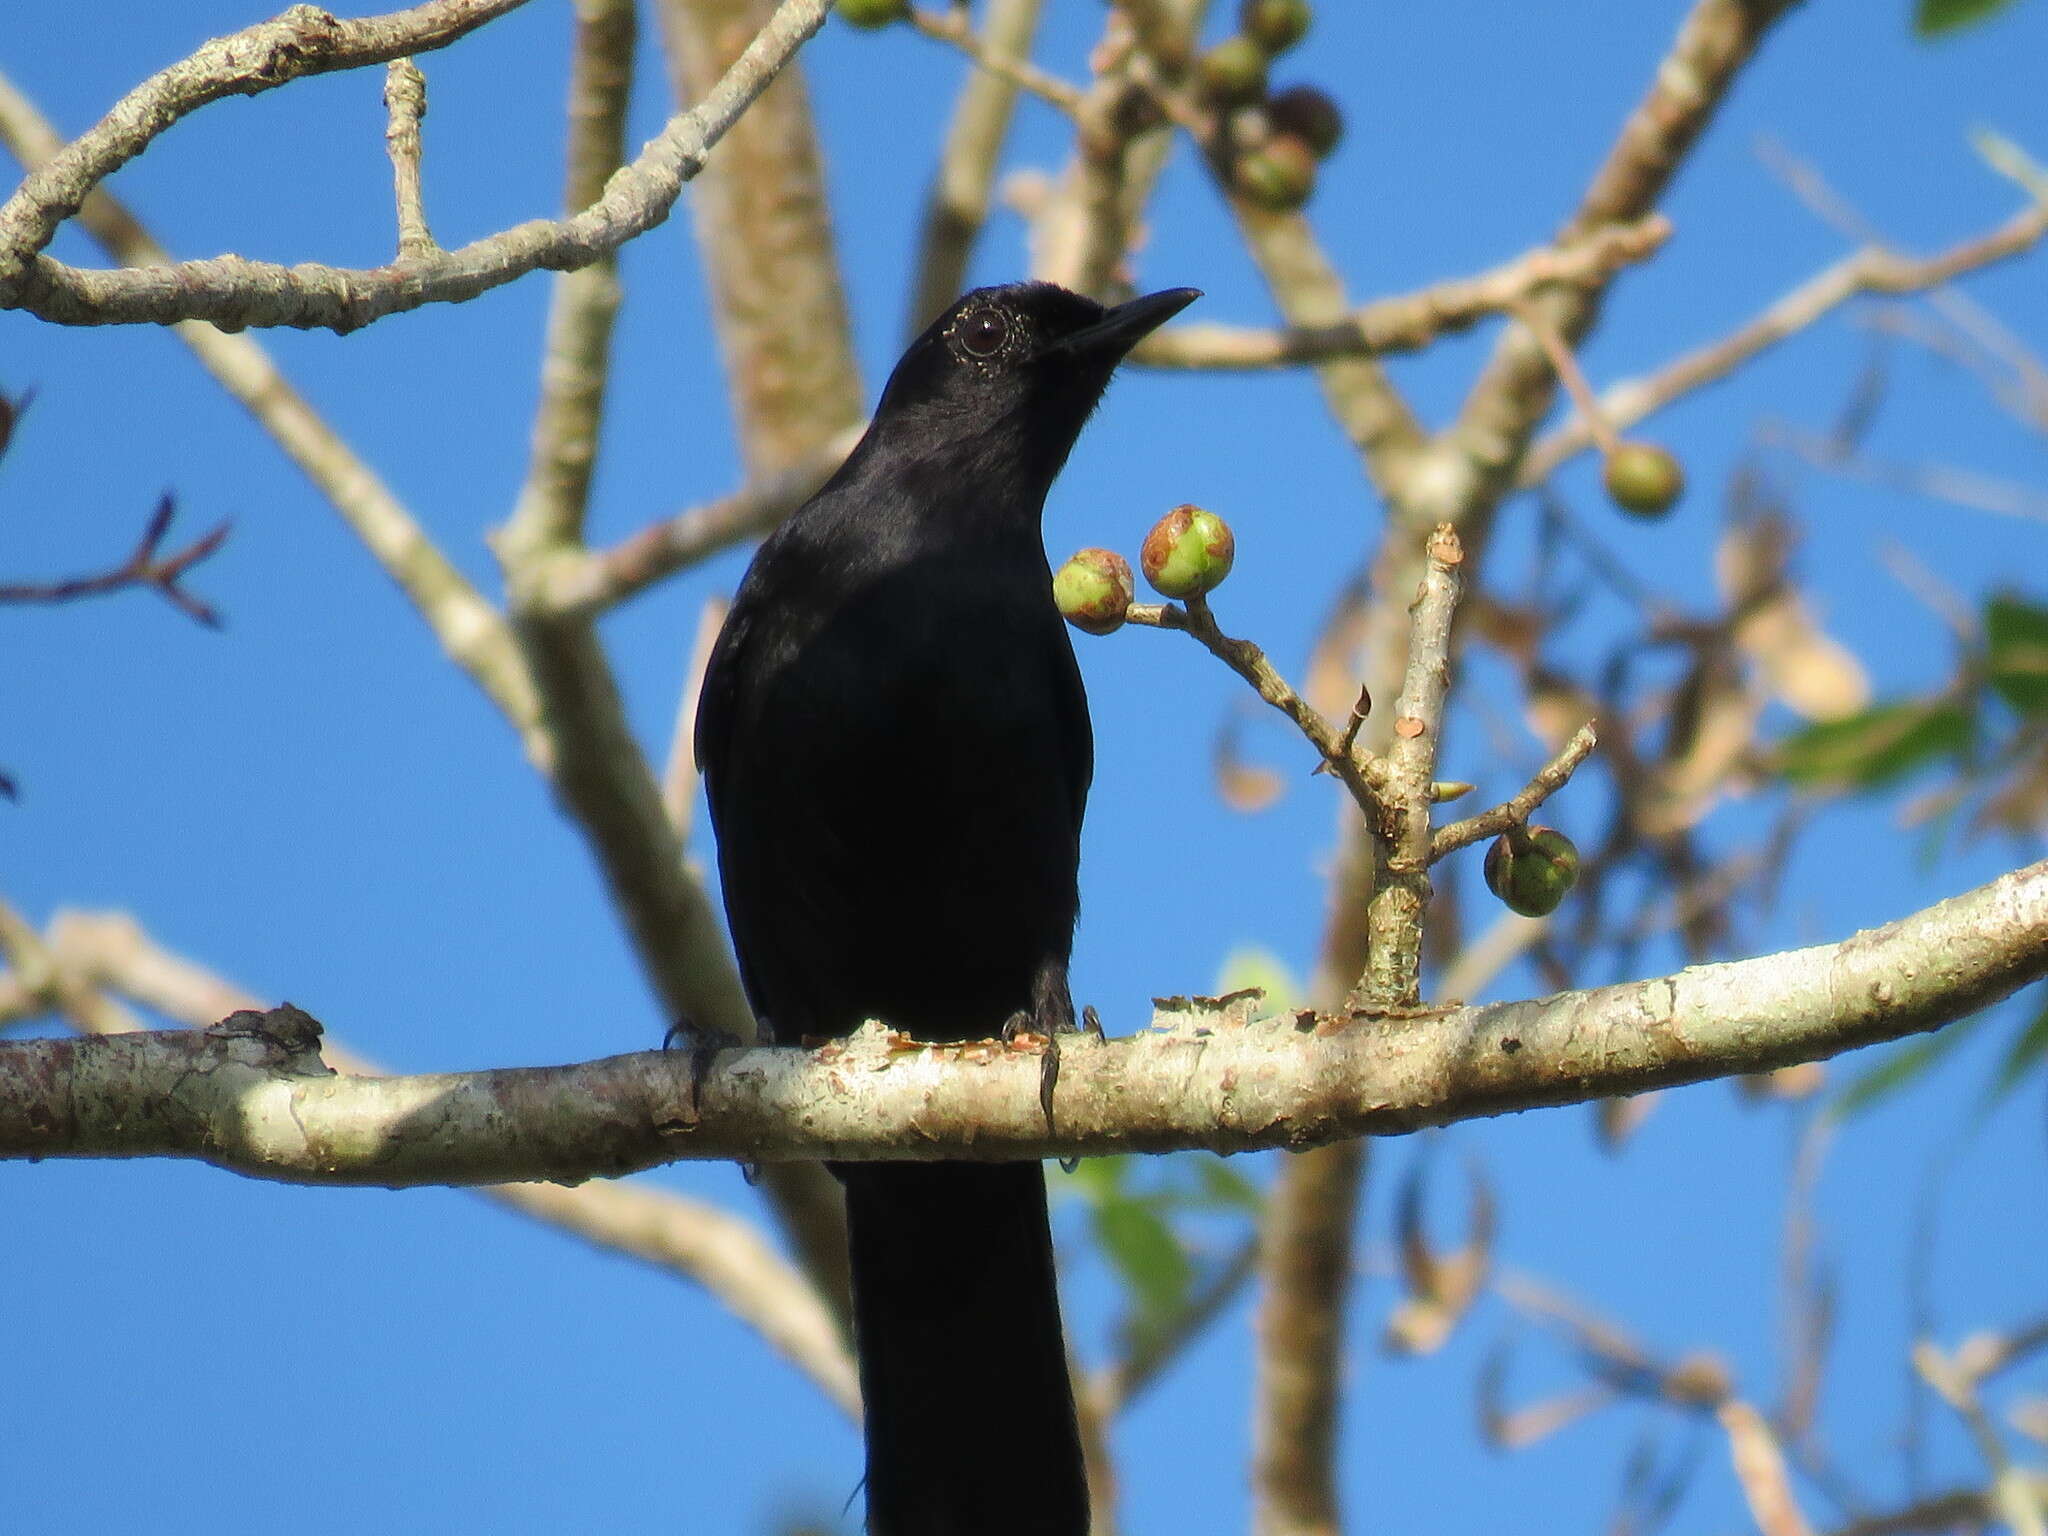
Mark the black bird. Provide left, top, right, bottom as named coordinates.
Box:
left=695, top=280, right=1197, bottom=1535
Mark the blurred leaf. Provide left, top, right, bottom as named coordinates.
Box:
left=1777, top=700, right=1972, bottom=788
left=1984, top=593, right=2048, bottom=716
left=1093, top=1194, right=1192, bottom=1327
left=1196, top=1156, right=1264, bottom=1212
left=1214, top=712, right=1284, bottom=813
left=1984, top=989, right=2048, bottom=1104
left=1596, top=1091, right=1661, bottom=1151
left=1915, top=0, right=2020, bottom=37
left=1214, top=946, right=1299, bottom=1014
left=1829, top=1011, right=1986, bottom=1120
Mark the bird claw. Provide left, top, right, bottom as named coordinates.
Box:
left=662, top=1015, right=743, bottom=1123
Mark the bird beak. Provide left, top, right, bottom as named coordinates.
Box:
left=1045, top=287, right=1201, bottom=358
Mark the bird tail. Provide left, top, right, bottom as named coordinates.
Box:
left=837, top=1160, right=1089, bottom=1536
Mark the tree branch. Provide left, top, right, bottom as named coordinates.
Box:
left=0, top=493, right=228, bottom=625
left=2, top=904, right=859, bottom=1412
left=0, top=0, right=832, bottom=332
left=1132, top=217, right=1671, bottom=371
left=5, top=859, right=2042, bottom=1182
left=1519, top=195, right=2048, bottom=486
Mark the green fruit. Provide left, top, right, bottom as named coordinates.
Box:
left=1053, top=548, right=1135, bottom=635
left=1199, top=36, right=1269, bottom=106
left=1266, top=84, right=1343, bottom=159
left=1234, top=134, right=1318, bottom=210
left=1483, top=825, right=1580, bottom=917
left=1240, top=0, right=1311, bottom=55
left=1140, top=505, right=1236, bottom=600
left=1602, top=441, right=1685, bottom=519
left=836, top=0, right=907, bottom=29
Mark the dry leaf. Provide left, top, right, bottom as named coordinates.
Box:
left=1212, top=712, right=1284, bottom=813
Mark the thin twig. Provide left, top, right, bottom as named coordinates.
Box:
left=1431, top=722, right=1599, bottom=864
left=382, top=59, right=436, bottom=258
left=0, top=494, right=228, bottom=625
left=1914, top=1341, right=2048, bottom=1536
left=1126, top=596, right=1387, bottom=811
left=499, top=0, right=636, bottom=558
left=537, top=423, right=862, bottom=616
left=1519, top=197, right=2048, bottom=486
left=908, top=5, right=1081, bottom=117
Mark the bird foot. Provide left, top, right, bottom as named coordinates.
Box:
left=662, top=1015, right=744, bottom=1123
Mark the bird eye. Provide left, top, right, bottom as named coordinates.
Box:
left=957, top=309, right=1010, bottom=359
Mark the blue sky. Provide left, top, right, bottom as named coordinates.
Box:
left=3, top=2, right=2045, bottom=1532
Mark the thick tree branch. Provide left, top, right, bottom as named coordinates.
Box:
left=0, top=0, right=831, bottom=332
left=1, top=905, right=859, bottom=1411
left=5, top=859, right=2042, bottom=1182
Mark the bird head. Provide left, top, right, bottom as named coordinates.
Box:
left=870, top=281, right=1199, bottom=493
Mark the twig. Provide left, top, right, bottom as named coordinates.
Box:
left=498, top=0, right=636, bottom=558
left=1719, top=1399, right=1818, bottom=1536
left=1133, top=218, right=1671, bottom=371
left=1126, top=595, right=1387, bottom=812
left=535, top=423, right=862, bottom=616
left=1914, top=1340, right=2048, bottom=1536
left=1516, top=304, right=1619, bottom=455
left=908, top=4, right=1080, bottom=117
left=1519, top=197, right=2048, bottom=486
left=905, top=0, right=1046, bottom=335
left=382, top=59, right=436, bottom=258
left=1819, top=1484, right=2039, bottom=1536
left=1764, top=423, right=2048, bottom=526
left=1431, top=723, right=1599, bottom=864
left=0, top=494, right=228, bottom=625
left=0, top=0, right=833, bottom=332
left=1355, top=525, right=1465, bottom=1010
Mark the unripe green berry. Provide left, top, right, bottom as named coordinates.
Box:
left=1483, top=825, right=1580, bottom=917
left=1240, top=0, right=1311, bottom=55
left=1053, top=548, right=1135, bottom=635
left=1234, top=134, right=1318, bottom=210
left=1266, top=84, right=1343, bottom=159
left=836, top=0, right=907, bottom=29
left=1140, top=504, right=1236, bottom=600
left=1602, top=441, right=1685, bottom=519
left=1199, top=36, right=1269, bottom=106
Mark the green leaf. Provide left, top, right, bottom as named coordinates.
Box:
left=1092, top=1195, right=1193, bottom=1325
left=1778, top=700, right=1973, bottom=788
left=1915, top=0, right=2021, bottom=38
left=1985, top=990, right=2048, bottom=1104
left=1215, top=946, right=1300, bottom=1014
left=1984, top=593, right=2048, bottom=716
left=1196, top=1156, right=1264, bottom=1213
left=1829, top=1011, right=1986, bottom=1121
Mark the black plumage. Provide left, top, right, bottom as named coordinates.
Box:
left=695, top=280, right=1196, bottom=1535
